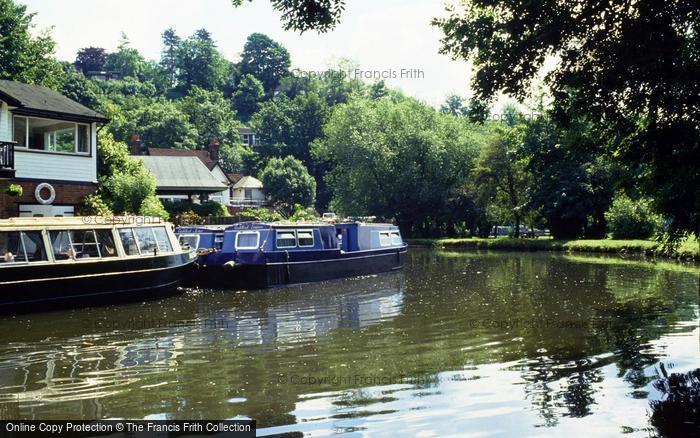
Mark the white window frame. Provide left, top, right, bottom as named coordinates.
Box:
left=178, top=234, right=201, bottom=250
left=296, top=229, right=315, bottom=248
left=390, top=231, right=402, bottom=246
left=150, top=226, right=174, bottom=254
left=118, top=228, right=141, bottom=257
left=12, top=115, right=91, bottom=155
left=275, top=230, right=297, bottom=249
left=235, top=231, right=260, bottom=250
left=378, top=231, right=392, bottom=247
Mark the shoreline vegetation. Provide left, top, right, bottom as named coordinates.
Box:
left=406, top=237, right=700, bottom=262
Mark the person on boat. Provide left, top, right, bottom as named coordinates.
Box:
left=3, top=252, right=15, bottom=263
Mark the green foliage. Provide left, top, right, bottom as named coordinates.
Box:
left=434, top=0, right=700, bottom=235
left=232, top=74, right=265, bottom=121
left=162, top=200, right=229, bottom=218
left=139, top=195, right=170, bottom=220
left=288, top=204, right=318, bottom=222
left=317, top=95, right=481, bottom=236
left=177, top=86, right=239, bottom=146
left=0, top=0, right=64, bottom=88
left=219, top=143, right=258, bottom=174
left=605, top=193, right=663, bottom=239
left=104, top=33, right=147, bottom=79
left=5, top=183, right=22, bottom=197
left=240, top=208, right=284, bottom=222
left=176, top=29, right=230, bottom=92
left=79, top=193, right=113, bottom=216
left=59, top=63, right=101, bottom=109
left=260, top=156, right=316, bottom=215
left=232, top=0, right=346, bottom=33
left=239, top=33, right=291, bottom=93
left=74, top=47, right=107, bottom=74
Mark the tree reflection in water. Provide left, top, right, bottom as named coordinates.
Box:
left=649, top=364, right=700, bottom=436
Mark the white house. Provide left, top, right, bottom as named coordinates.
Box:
left=0, top=80, right=108, bottom=218
left=230, top=176, right=266, bottom=207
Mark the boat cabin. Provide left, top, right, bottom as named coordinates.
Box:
left=176, top=222, right=404, bottom=254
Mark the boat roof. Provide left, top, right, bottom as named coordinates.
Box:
left=0, top=217, right=170, bottom=229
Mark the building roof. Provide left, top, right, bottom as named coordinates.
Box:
left=147, top=147, right=217, bottom=170
left=0, top=79, right=108, bottom=123
left=226, top=173, right=244, bottom=184
left=233, top=175, right=263, bottom=189
left=238, top=126, right=255, bottom=135
left=137, top=156, right=228, bottom=192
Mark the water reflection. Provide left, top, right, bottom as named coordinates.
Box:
left=0, top=250, right=697, bottom=436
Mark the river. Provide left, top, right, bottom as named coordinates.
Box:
left=1, top=249, right=698, bottom=436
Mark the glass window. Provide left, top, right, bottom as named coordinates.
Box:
left=236, top=232, right=259, bottom=250
left=77, top=124, right=90, bottom=153
left=379, top=232, right=391, bottom=247
left=119, top=229, right=140, bottom=256
left=0, top=231, right=24, bottom=264
left=22, top=232, right=47, bottom=262
left=152, top=227, right=173, bottom=253
left=71, top=230, right=100, bottom=259
left=179, top=234, right=200, bottom=250
left=276, top=230, right=296, bottom=248
left=13, top=116, right=26, bottom=147
left=96, top=229, right=118, bottom=258
left=50, top=230, right=74, bottom=260
left=244, top=189, right=253, bottom=200
left=133, top=227, right=157, bottom=254
left=297, top=230, right=314, bottom=247
left=390, top=232, right=402, bottom=246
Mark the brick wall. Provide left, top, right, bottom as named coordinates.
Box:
left=0, top=179, right=97, bottom=218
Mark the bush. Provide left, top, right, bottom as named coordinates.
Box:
left=79, top=194, right=114, bottom=216
left=605, top=193, right=663, bottom=239
left=5, top=184, right=23, bottom=197
left=288, top=204, right=318, bottom=221
left=162, top=200, right=229, bottom=218
left=240, top=208, right=284, bottom=222
left=139, top=195, right=170, bottom=220
left=260, top=156, right=316, bottom=215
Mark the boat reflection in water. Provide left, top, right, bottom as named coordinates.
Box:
left=0, top=272, right=405, bottom=418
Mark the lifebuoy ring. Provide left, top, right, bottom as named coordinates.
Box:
left=35, top=183, right=56, bottom=205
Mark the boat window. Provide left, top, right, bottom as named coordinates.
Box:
left=21, top=231, right=48, bottom=262
left=118, top=229, right=140, bottom=256
left=179, top=234, right=200, bottom=250
left=276, top=230, right=296, bottom=248
left=152, top=227, right=173, bottom=253
left=133, top=227, right=158, bottom=254
left=390, top=232, right=402, bottom=246
left=297, top=230, right=314, bottom=247
left=50, top=230, right=75, bottom=260
left=96, top=229, right=118, bottom=258
left=71, top=230, right=101, bottom=259
left=235, top=231, right=259, bottom=250
left=379, top=232, right=392, bottom=247
left=0, top=232, right=24, bottom=264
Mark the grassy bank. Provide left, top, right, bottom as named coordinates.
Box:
left=406, top=237, right=700, bottom=261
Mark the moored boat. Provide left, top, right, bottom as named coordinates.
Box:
left=176, top=221, right=407, bottom=290
left=0, top=217, right=196, bottom=311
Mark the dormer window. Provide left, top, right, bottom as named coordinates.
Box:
left=13, top=116, right=90, bottom=155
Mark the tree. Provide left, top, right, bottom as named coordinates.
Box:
left=231, top=0, right=346, bottom=33
left=104, top=33, right=147, bottom=79
left=474, top=125, right=530, bottom=237
left=160, top=28, right=181, bottom=88
left=231, top=74, right=265, bottom=121
left=0, top=0, right=64, bottom=88
left=434, top=0, right=700, bottom=235
left=440, top=94, right=468, bottom=117
left=260, top=156, right=316, bottom=215
left=176, top=29, right=229, bottom=92
left=177, top=86, right=240, bottom=147
left=317, top=95, right=481, bottom=236
left=239, top=33, right=291, bottom=94
left=59, top=63, right=102, bottom=109
left=74, top=47, right=107, bottom=74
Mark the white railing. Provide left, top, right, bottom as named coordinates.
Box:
left=230, top=199, right=268, bottom=208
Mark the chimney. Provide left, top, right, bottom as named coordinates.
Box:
left=129, top=133, right=142, bottom=155
left=209, top=137, right=220, bottom=162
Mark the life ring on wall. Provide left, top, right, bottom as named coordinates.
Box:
left=35, top=183, right=56, bottom=205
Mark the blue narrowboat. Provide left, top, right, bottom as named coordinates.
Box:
left=176, top=222, right=407, bottom=289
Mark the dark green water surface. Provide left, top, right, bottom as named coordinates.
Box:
left=1, top=249, right=698, bottom=436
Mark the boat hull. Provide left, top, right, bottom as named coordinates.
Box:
left=192, top=247, right=407, bottom=290
left=0, top=252, right=196, bottom=311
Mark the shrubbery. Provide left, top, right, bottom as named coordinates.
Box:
left=162, top=200, right=230, bottom=218
left=604, top=193, right=663, bottom=239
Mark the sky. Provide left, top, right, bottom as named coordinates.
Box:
left=21, top=0, right=477, bottom=107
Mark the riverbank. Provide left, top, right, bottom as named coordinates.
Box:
left=406, top=237, right=700, bottom=261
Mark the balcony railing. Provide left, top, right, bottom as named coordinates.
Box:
left=0, top=141, right=15, bottom=171
left=230, top=199, right=267, bottom=208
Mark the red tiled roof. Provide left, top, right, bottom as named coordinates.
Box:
left=226, top=173, right=244, bottom=184
left=147, top=147, right=217, bottom=170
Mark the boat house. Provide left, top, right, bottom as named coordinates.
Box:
left=0, top=80, right=108, bottom=218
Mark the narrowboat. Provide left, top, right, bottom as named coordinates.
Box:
left=0, top=217, right=197, bottom=310
left=176, top=221, right=407, bottom=290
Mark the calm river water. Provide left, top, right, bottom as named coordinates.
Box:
left=1, top=249, right=698, bottom=436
